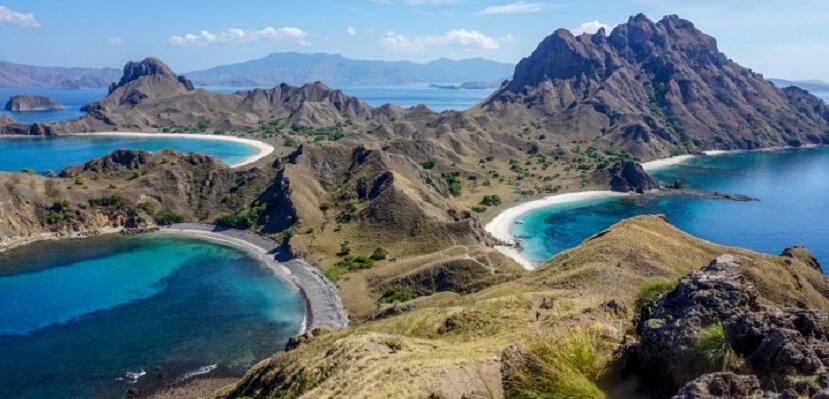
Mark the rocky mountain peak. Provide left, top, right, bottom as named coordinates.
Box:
left=108, top=57, right=193, bottom=94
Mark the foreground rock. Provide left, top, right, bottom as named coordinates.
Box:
left=626, top=252, right=829, bottom=397
left=596, top=160, right=659, bottom=193
left=4, top=95, right=64, bottom=112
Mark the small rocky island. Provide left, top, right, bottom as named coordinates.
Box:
left=4, top=95, right=64, bottom=112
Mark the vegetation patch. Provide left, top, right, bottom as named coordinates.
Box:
left=634, top=280, right=677, bottom=311
left=379, top=288, right=413, bottom=304
left=216, top=202, right=266, bottom=229
left=88, top=195, right=124, bottom=208
left=694, top=322, right=739, bottom=372
left=503, top=327, right=609, bottom=399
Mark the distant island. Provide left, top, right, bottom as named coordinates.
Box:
left=0, top=61, right=120, bottom=90
left=184, top=52, right=514, bottom=87
left=4, top=95, right=64, bottom=112
left=770, top=78, right=829, bottom=94
left=429, top=81, right=503, bottom=90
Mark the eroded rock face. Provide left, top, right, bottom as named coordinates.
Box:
left=600, top=160, right=659, bottom=193
left=4, top=95, right=64, bottom=112
left=108, top=57, right=193, bottom=94
left=781, top=246, right=823, bottom=272
left=627, top=253, right=829, bottom=397
left=672, top=372, right=763, bottom=399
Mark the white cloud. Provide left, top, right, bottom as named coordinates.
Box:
left=346, top=26, right=357, bottom=35
left=106, top=36, right=125, bottom=45
left=572, top=20, right=609, bottom=35
left=169, top=26, right=309, bottom=46
left=479, top=2, right=544, bottom=15
left=381, top=29, right=504, bottom=53
left=0, top=5, right=40, bottom=28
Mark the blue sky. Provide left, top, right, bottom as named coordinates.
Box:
left=0, top=0, right=827, bottom=80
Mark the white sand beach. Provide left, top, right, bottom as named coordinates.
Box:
left=641, top=154, right=695, bottom=171
left=485, top=191, right=630, bottom=270
left=69, top=132, right=275, bottom=168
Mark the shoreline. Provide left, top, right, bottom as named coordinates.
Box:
left=157, top=224, right=349, bottom=333
left=67, top=132, right=274, bottom=168
left=484, top=191, right=630, bottom=270
left=485, top=144, right=826, bottom=269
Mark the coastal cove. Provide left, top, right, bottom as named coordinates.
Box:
left=487, top=146, right=829, bottom=271
left=0, top=233, right=304, bottom=398
left=0, top=225, right=347, bottom=399
left=0, top=132, right=273, bottom=172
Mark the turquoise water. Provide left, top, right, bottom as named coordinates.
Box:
left=0, top=135, right=256, bottom=173
left=514, top=147, right=829, bottom=270
left=0, top=235, right=304, bottom=398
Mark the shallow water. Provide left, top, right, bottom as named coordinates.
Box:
left=0, top=234, right=304, bottom=398
left=514, top=147, right=829, bottom=270
left=0, top=135, right=257, bottom=173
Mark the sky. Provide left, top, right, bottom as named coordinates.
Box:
left=0, top=0, right=827, bottom=80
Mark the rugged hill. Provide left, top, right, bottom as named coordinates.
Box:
left=0, top=60, right=120, bottom=89
left=209, top=215, right=829, bottom=399
left=185, top=52, right=514, bottom=87
left=5, top=95, right=63, bottom=112
left=478, top=14, right=829, bottom=158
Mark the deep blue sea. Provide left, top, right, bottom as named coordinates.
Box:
left=514, top=147, right=829, bottom=270
left=0, top=234, right=304, bottom=399
left=0, top=135, right=257, bottom=173
left=0, top=87, right=105, bottom=124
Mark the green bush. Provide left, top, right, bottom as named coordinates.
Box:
left=634, top=280, right=677, bottom=311
left=480, top=194, right=502, bottom=206
left=695, top=323, right=738, bottom=371
left=216, top=202, right=266, bottom=229
left=334, top=255, right=374, bottom=270
left=380, top=288, right=413, bottom=303
left=527, top=142, right=540, bottom=154
left=421, top=158, right=437, bottom=169
left=136, top=202, right=159, bottom=215
left=155, top=210, right=184, bottom=225
left=370, top=247, right=389, bottom=260
left=338, top=241, right=352, bottom=256
left=88, top=195, right=124, bottom=208
left=471, top=204, right=487, bottom=213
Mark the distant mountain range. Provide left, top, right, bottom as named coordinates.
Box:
left=183, top=52, right=514, bottom=87
left=0, top=61, right=121, bottom=90
left=770, top=78, right=829, bottom=94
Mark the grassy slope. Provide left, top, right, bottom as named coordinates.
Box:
left=214, top=215, right=829, bottom=398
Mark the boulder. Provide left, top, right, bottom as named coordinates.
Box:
left=600, top=160, right=659, bottom=193
left=672, top=372, right=763, bottom=398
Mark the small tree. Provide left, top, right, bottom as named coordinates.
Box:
left=370, top=247, right=389, bottom=261
left=338, top=241, right=352, bottom=256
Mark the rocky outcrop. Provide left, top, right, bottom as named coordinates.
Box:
left=484, top=14, right=829, bottom=158
left=4, top=95, right=64, bottom=112
left=60, top=149, right=154, bottom=176
left=627, top=253, right=829, bottom=397
left=782, top=246, right=824, bottom=272
left=672, top=372, right=763, bottom=398
left=597, top=160, right=659, bottom=193
left=0, top=118, right=55, bottom=136
left=108, top=57, right=194, bottom=94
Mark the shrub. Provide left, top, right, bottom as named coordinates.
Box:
left=88, top=195, right=124, bottom=208
left=380, top=288, right=412, bottom=303
left=447, top=182, right=462, bottom=197
left=324, top=266, right=347, bottom=282
left=695, top=323, right=738, bottom=371
left=215, top=202, right=266, bottom=229
left=441, top=171, right=463, bottom=197
left=155, top=210, right=184, bottom=225
left=480, top=194, right=502, bottom=206
left=338, top=241, right=352, bottom=256
left=334, top=255, right=374, bottom=270
left=471, top=204, right=487, bottom=213
left=335, top=202, right=357, bottom=223
left=136, top=202, right=159, bottom=215
left=73, top=175, right=86, bottom=186
left=634, top=280, right=677, bottom=311
left=527, top=142, right=540, bottom=154
left=370, top=247, right=389, bottom=261
left=421, top=158, right=437, bottom=169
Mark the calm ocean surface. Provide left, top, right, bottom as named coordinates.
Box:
left=513, top=147, right=829, bottom=271
left=0, top=135, right=257, bottom=173
left=0, top=234, right=304, bottom=398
